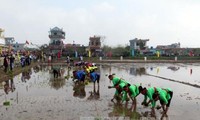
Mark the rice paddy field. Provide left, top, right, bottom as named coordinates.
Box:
left=0, top=63, right=200, bottom=120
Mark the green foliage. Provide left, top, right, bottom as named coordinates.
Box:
left=102, top=44, right=131, bottom=57
left=138, top=41, right=145, bottom=50
left=3, top=101, right=10, bottom=106
left=102, top=45, right=112, bottom=53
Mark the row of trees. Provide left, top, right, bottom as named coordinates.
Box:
left=39, top=44, right=132, bottom=57
left=39, top=43, right=200, bottom=59
left=101, top=45, right=131, bottom=57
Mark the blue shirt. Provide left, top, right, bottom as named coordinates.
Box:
left=90, top=72, right=100, bottom=82
left=76, top=70, right=85, bottom=80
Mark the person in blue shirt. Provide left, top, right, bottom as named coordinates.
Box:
left=90, top=72, right=100, bottom=86
left=73, top=70, right=86, bottom=83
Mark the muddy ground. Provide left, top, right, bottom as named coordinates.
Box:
left=0, top=63, right=200, bottom=120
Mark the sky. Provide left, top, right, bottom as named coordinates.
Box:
left=1, top=0, right=200, bottom=48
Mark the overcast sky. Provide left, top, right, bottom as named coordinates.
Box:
left=1, top=0, right=200, bottom=48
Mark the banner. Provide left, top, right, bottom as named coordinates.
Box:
left=75, top=51, right=78, bottom=58
left=88, top=50, right=91, bottom=57
left=131, top=49, right=134, bottom=57
left=0, top=47, right=2, bottom=54
left=156, top=51, right=160, bottom=58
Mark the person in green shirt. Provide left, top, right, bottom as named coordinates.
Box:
left=140, top=87, right=160, bottom=115
left=108, top=75, right=120, bottom=88
left=108, top=75, right=129, bottom=102
left=123, top=83, right=143, bottom=108
left=152, top=88, right=173, bottom=116
left=117, top=82, right=130, bottom=103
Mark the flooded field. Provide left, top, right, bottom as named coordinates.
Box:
left=0, top=63, right=200, bottom=120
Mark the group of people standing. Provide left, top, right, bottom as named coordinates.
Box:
left=3, top=53, right=36, bottom=73
left=3, top=54, right=15, bottom=73
left=108, top=74, right=173, bottom=117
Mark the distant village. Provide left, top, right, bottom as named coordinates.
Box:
left=0, top=27, right=200, bottom=58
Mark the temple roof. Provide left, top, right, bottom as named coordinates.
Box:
left=51, top=27, right=62, bottom=31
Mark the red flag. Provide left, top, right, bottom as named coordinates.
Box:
left=26, top=40, right=29, bottom=44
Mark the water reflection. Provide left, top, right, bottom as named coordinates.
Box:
left=73, top=82, right=86, bottom=99
left=64, top=68, right=71, bottom=80
left=130, top=67, right=146, bottom=76
left=150, top=67, right=153, bottom=71
left=0, top=63, right=200, bottom=120
left=140, top=110, right=170, bottom=120
left=48, top=66, right=66, bottom=89
left=49, top=78, right=66, bottom=90
left=87, top=83, right=100, bottom=100
left=3, top=78, right=16, bottom=94
left=108, top=102, right=141, bottom=119
left=167, top=66, right=180, bottom=71
left=190, top=68, right=192, bottom=75
left=21, top=68, right=32, bottom=82
left=33, top=65, right=40, bottom=73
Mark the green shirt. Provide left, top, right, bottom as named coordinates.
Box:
left=119, top=82, right=127, bottom=89
left=143, top=87, right=157, bottom=107
left=157, top=88, right=172, bottom=105
left=128, top=84, right=140, bottom=98
left=112, top=78, right=129, bottom=87
left=112, top=77, right=121, bottom=87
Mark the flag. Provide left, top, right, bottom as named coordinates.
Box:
left=26, top=40, right=29, bottom=44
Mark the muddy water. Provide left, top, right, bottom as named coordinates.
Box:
left=0, top=63, right=200, bottom=120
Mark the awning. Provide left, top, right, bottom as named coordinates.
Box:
left=0, top=38, right=5, bottom=45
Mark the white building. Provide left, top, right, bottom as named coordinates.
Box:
left=0, top=28, right=5, bottom=45
left=0, top=28, right=7, bottom=54
left=48, top=27, right=65, bottom=54
left=129, top=38, right=149, bottom=56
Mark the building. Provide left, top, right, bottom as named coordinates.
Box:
left=129, top=38, right=149, bottom=56
left=5, top=37, right=15, bottom=45
left=48, top=27, right=65, bottom=55
left=0, top=28, right=7, bottom=55
left=63, top=43, right=86, bottom=57
left=156, top=42, right=180, bottom=49
left=155, top=43, right=181, bottom=56
left=88, top=35, right=102, bottom=57
left=5, top=38, right=33, bottom=53
left=5, top=37, right=15, bottom=52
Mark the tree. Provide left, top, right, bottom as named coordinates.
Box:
left=139, top=41, right=145, bottom=50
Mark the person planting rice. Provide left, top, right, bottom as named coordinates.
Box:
left=152, top=87, right=173, bottom=116
left=84, top=65, right=98, bottom=73
left=123, top=84, right=143, bottom=108
left=89, top=71, right=100, bottom=86
left=108, top=74, right=129, bottom=102
left=140, top=86, right=161, bottom=115
left=72, top=70, right=86, bottom=83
